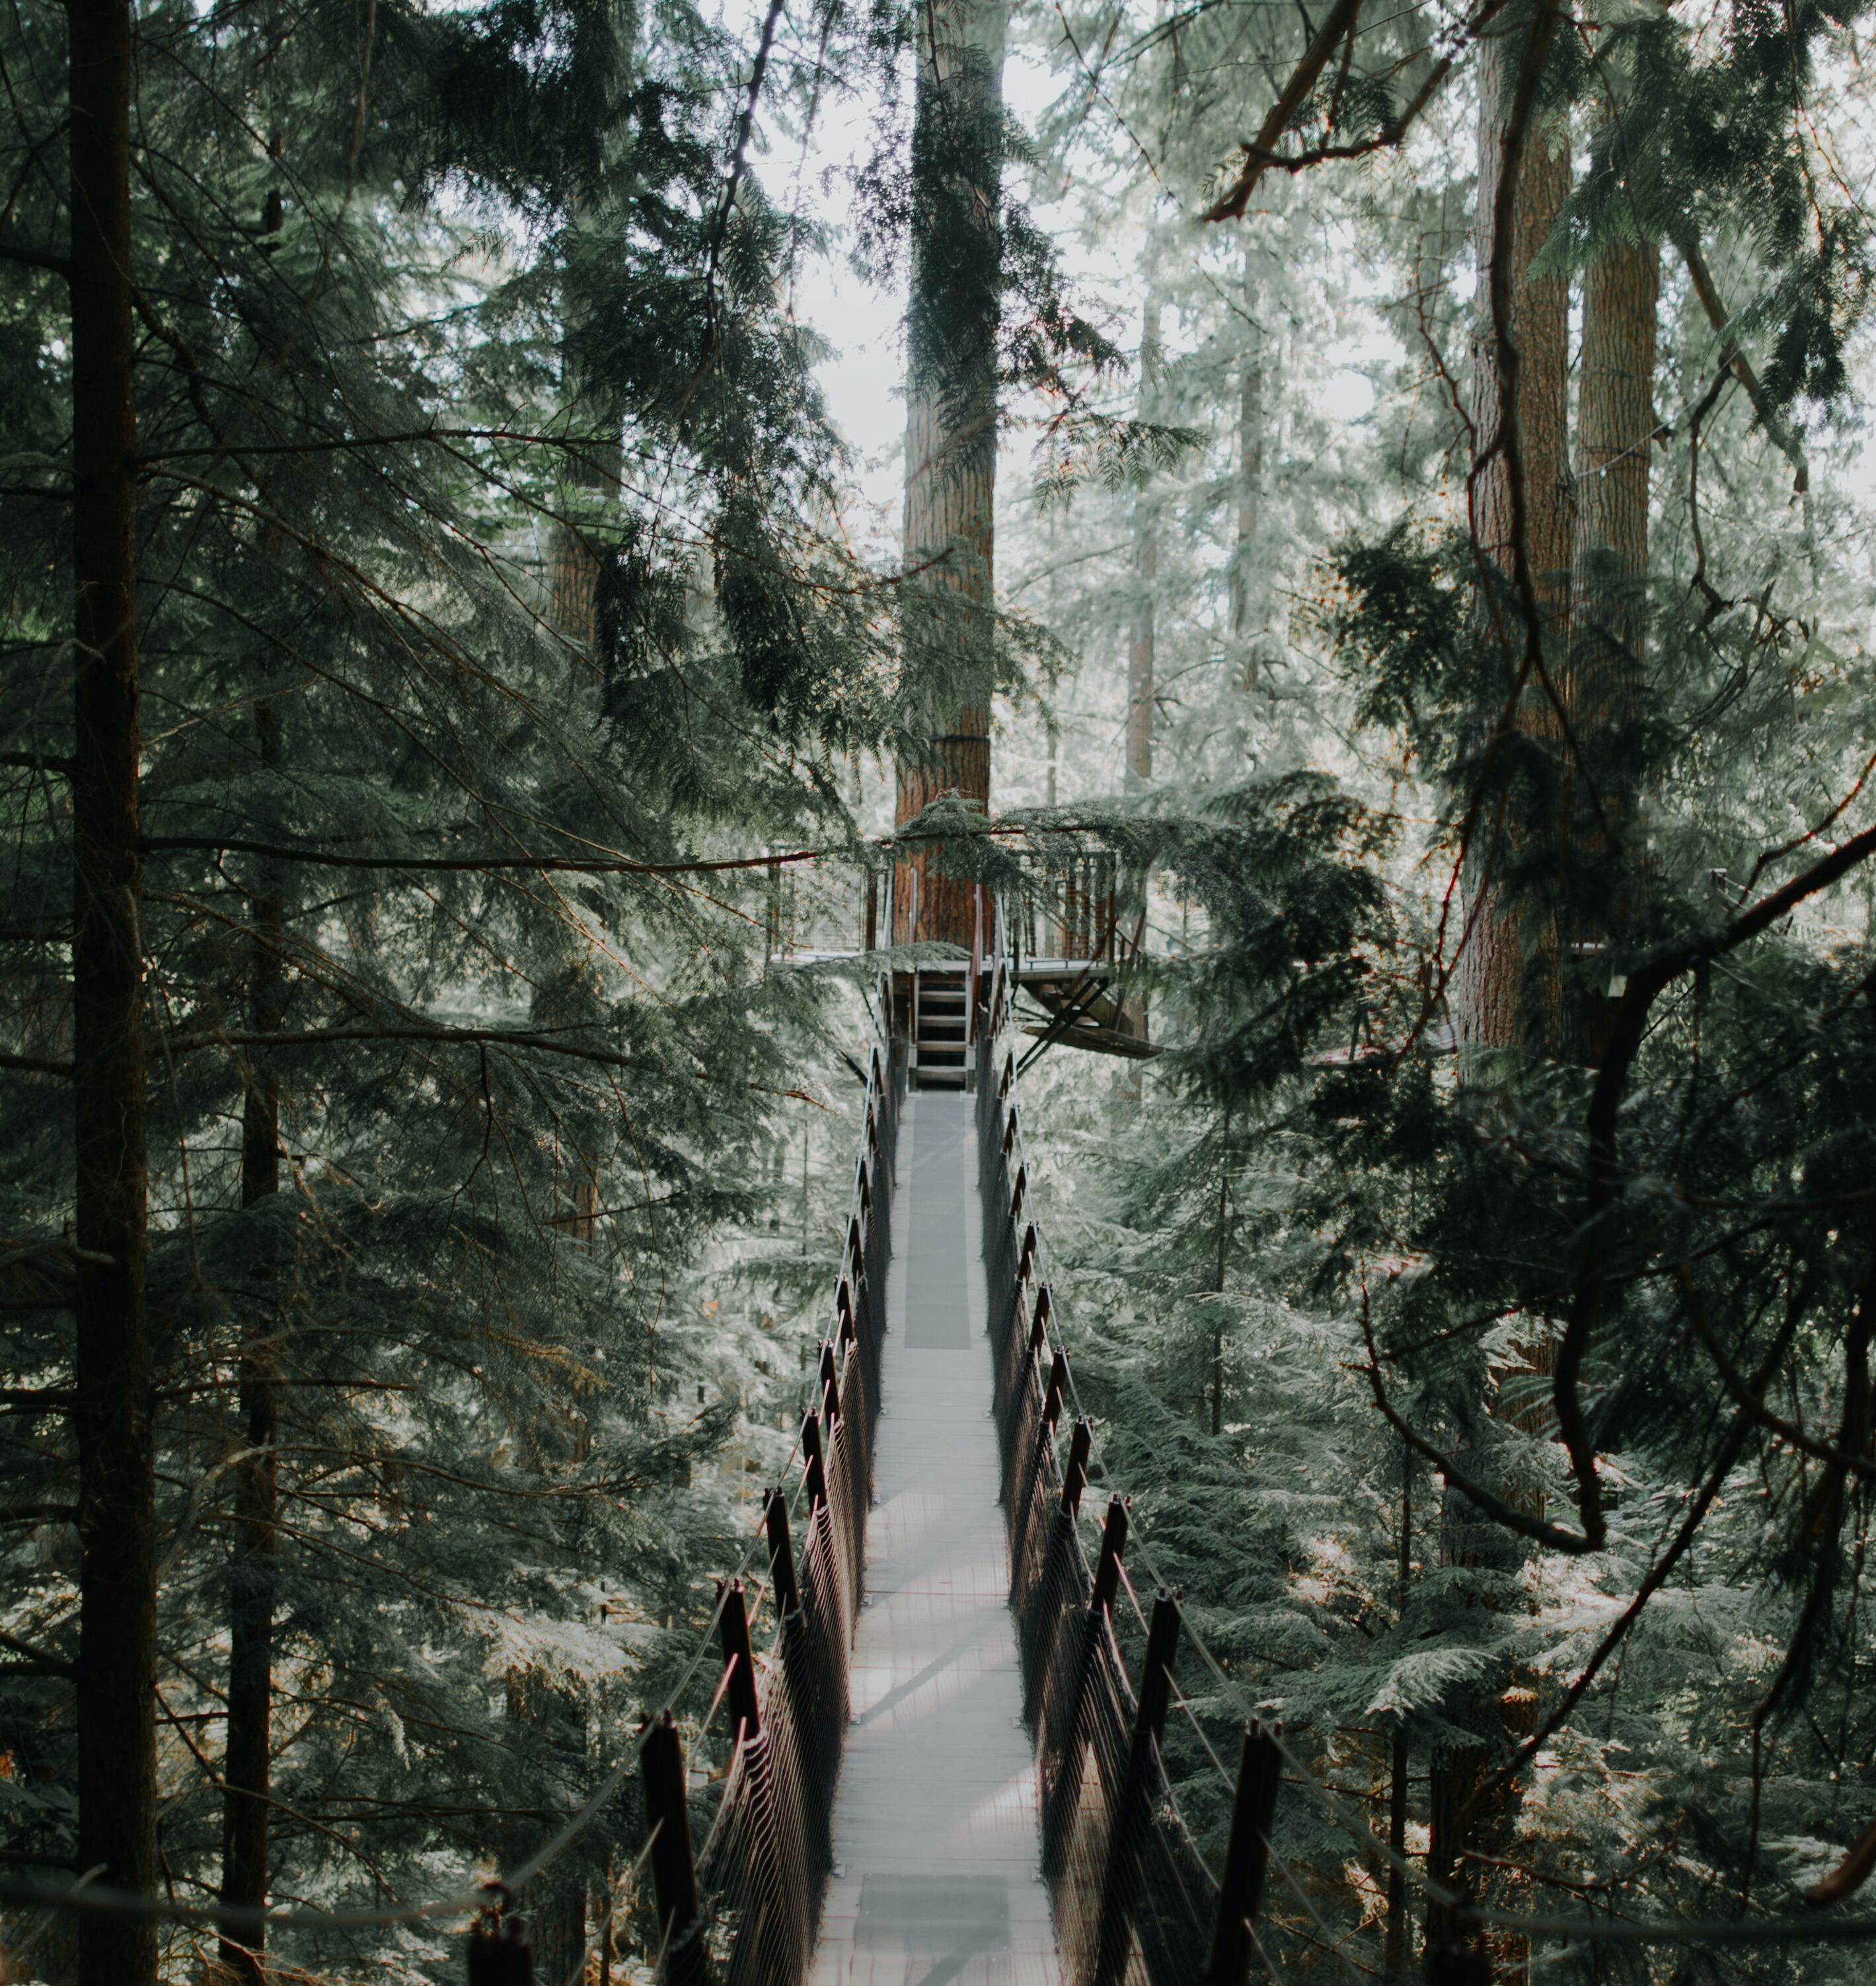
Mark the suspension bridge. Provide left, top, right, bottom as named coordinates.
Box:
left=559, top=928, right=1284, bottom=1986
left=8, top=876, right=1873, bottom=1983
left=447, top=876, right=1876, bottom=1986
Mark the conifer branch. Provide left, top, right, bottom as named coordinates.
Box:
left=1557, top=814, right=1876, bottom=1545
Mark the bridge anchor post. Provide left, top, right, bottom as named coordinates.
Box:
left=640, top=1712, right=703, bottom=1970
left=1204, top=1720, right=1283, bottom=1986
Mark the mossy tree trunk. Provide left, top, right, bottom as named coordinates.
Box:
left=895, top=0, right=1004, bottom=947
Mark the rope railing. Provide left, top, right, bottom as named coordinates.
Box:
left=631, top=980, right=903, bottom=1986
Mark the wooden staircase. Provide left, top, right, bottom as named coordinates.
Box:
left=911, top=966, right=971, bottom=1089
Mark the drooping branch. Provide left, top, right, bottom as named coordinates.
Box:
left=1680, top=237, right=1811, bottom=497
left=1201, top=0, right=1365, bottom=223
left=1203, top=0, right=1513, bottom=224
left=1555, top=814, right=1876, bottom=1544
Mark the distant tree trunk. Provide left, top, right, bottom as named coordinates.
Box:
left=895, top=0, right=1004, bottom=947
left=219, top=702, right=283, bottom=1985
left=1454, top=13, right=1571, bottom=1055
left=1383, top=1440, right=1412, bottom=1975
left=68, top=7, right=157, bottom=1985
left=219, top=145, right=290, bottom=1983
left=1127, top=289, right=1160, bottom=790
left=1211, top=1105, right=1232, bottom=1436
left=1126, top=549, right=1155, bottom=783
left=1564, top=227, right=1659, bottom=1058
left=1229, top=250, right=1265, bottom=692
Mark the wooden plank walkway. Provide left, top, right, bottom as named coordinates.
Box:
left=809, top=1089, right=1061, bottom=1986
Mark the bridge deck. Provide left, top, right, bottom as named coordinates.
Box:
left=809, top=1089, right=1060, bottom=1986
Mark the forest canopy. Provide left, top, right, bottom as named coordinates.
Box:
left=5, top=0, right=1876, bottom=1980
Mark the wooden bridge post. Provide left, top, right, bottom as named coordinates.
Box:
left=818, top=1342, right=841, bottom=1419
left=640, top=1712, right=701, bottom=1956
left=716, top=1580, right=761, bottom=1749
left=1027, top=1285, right=1051, bottom=1356
left=801, top=1411, right=827, bottom=1509
left=1092, top=1593, right=1182, bottom=1986
left=1091, top=1494, right=1129, bottom=1615
left=1060, top=1419, right=1092, bottom=1514
left=764, top=1488, right=800, bottom=1617
left=1040, top=1349, right=1068, bottom=1433
left=1204, top=1721, right=1282, bottom=1986
left=1134, top=1590, right=1180, bottom=1745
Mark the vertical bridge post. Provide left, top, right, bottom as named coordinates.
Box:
left=764, top=1488, right=799, bottom=1618
left=1091, top=1494, right=1129, bottom=1616
left=1060, top=1418, right=1092, bottom=1514
left=717, top=1580, right=760, bottom=1748
left=640, top=1712, right=701, bottom=1964
left=1092, top=1591, right=1181, bottom=1986
left=1205, top=1720, right=1282, bottom=1986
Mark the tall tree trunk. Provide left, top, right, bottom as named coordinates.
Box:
left=219, top=148, right=289, bottom=1983
left=1564, top=227, right=1659, bottom=1058
left=894, top=0, right=1004, bottom=947
left=1126, top=546, right=1155, bottom=784
left=1454, top=13, right=1571, bottom=1054
left=219, top=711, right=283, bottom=1985
left=1229, top=249, right=1265, bottom=692
left=68, top=7, right=157, bottom=1983
left=1127, top=290, right=1159, bottom=789
left=1383, top=1440, right=1412, bottom=1975
left=1433, top=7, right=1570, bottom=1934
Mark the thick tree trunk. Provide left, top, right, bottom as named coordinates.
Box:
left=1454, top=18, right=1571, bottom=1054
left=894, top=0, right=1004, bottom=948
left=68, top=7, right=157, bottom=1983
left=1564, top=231, right=1658, bottom=1056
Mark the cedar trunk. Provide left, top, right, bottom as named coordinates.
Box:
left=219, top=781, right=283, bottom=1982
left=1454, top=21, right=1571, bottom=1054
left=1433, top=7, right=1571, bottom=1931
left=69, top=5, right=157, bottom=1983
left=220, top=155, right=289, bottom=1978
left=894, top=0, right=1004, bottom=948
left=1230, top=248, right=1265, bottom=690
left=1126, top=293, right=1159, bottom=786
left=1565, top=230, right=1659, bottom=1056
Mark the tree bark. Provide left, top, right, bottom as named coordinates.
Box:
left=1229, top=249, right=1265, bottom=692
left=1454, top=17, right=1571, bottom=1054
left=219, top=698, right=283, bottom=1985
left=1564, top=229, right=1658, bottom=1056
left=894, top=0, right=1004, bottom=947
left=219, top=149, right=289, bottom=1982
left=1383, top=1440, right=1411, bottom=1975
left=1126, top=288, right=1156, bottom=794
left=68, top=6, right=157, bottom=1983
left=1125, top=525, right=1154, bottom=782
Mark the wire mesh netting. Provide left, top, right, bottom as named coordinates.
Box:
left=975, top=1010, right=1220, bottom=1986
left=657, top=1020, right=902, bottom=1986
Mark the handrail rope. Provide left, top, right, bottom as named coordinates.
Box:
left=0, top=988, right=900, bottom=1939
left=993, top=1050, right=1452, bottom=1913
left=986, top=973, right=1876, bottom=1952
